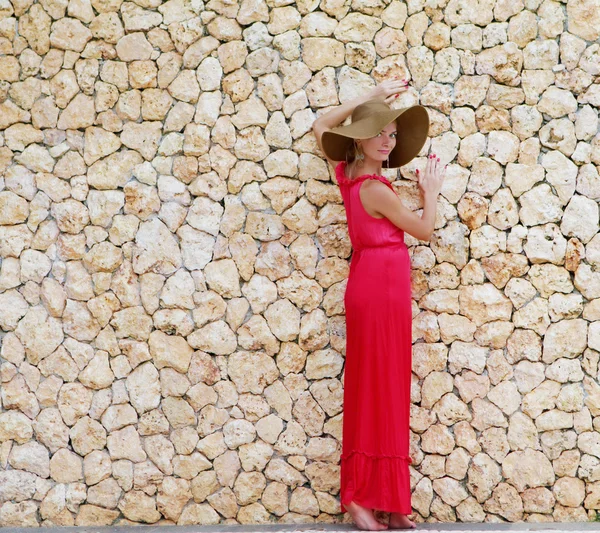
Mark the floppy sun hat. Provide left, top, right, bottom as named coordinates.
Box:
left=321, top=100, right=430, bottom=168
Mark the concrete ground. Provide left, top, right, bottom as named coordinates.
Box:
left=3, top=523, right=599, bottom=533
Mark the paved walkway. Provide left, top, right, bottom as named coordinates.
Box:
left=3, top=523, right=598, bottom=533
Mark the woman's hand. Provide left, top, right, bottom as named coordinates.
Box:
left=417, top=153, right=445, bottom=200
left=366, top=78, right=410, bottom=105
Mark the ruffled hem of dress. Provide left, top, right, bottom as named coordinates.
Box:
left=341, top=450, right=413, bottom=463
left=340, top=450, right=413, bottom=514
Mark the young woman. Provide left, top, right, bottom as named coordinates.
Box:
left=312, top=80, right=445, bottom=530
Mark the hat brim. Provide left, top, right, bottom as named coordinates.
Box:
left=321, top=105, right=430, bottom=168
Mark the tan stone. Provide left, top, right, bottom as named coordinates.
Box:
left=301, top=38, right=344, bottom=71
left=87, top=478, right=122, bottom=510
left=107, top=425, right=147, bottom=462
left=567, top=0, right=600, bottom=41
left=225, top=351, right=278, bottom=395
left=542, top=319, right=587, bottom=363
left=50, top=17, right=92, bottom=51
left=421, top=424, right=455, bottom=455
left=121, top=121, right=162, bottom=160
left=459, top=284, right=513, bottom=326
left=118, top=491, right=160, bottom=523
left=503, top=449, right=555, bottom=492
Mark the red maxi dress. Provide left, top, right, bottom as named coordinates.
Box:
left=336, top=162, right=413, bottom=515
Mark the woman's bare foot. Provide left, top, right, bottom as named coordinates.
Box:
left=346, top=501, right=388, bottom=531
left=388, top=513, right=415, bottom=529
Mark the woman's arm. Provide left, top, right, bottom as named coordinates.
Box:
left=312, top=79, right=409, bottom=167
left=361, top=154, right=445, bottom=241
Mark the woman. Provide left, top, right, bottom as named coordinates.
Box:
left=312, top=80, right=445, bottom=530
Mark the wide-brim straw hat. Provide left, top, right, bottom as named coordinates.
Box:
left=321, top=100, right=430, bottom=168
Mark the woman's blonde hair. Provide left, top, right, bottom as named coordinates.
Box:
left=345, top=140, right=363, bottom=165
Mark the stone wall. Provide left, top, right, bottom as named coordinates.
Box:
left=1, top=0, right=600, bottom=527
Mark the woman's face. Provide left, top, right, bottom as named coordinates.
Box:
left=358, top=122, right=397, bottom=163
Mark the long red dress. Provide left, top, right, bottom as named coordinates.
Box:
left=336, top=162, right=413, bottom=515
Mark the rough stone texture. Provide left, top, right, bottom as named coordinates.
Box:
left=0, top=0, right=598, bottom=528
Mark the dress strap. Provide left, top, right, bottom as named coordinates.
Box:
left=335, top=161, right=348, bottom=186
left=335, top=161, right=394, bottom=190
left=361, top=174, right=395, bottom=191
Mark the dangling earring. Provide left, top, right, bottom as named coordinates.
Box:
left=355, top=141, right=364, bottom=166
